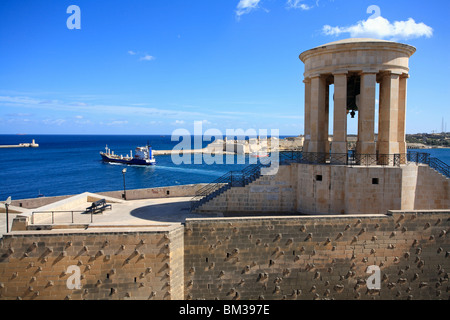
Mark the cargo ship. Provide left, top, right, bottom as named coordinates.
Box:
left=100, top=144, right=156, bottom=166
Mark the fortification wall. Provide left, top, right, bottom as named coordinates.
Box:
left=98, top=184, right=207, bottom=202
left=414, top=166, right=450, bottom=209
left=196, top=165, right=296, bottom=213
left=0, top=225, right=184, bottom=300
left=296, top=164, right=404, bottom=215
left=0, top=210, right=448, bottom=300
left=184, top=211, right=450, bottom=300
left=10, top=184, right=206, bottom=209
left=196, top=163, right=449, bottom=215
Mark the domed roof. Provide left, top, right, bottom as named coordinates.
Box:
left=318, top=38, right=393, bottom=47
left=300, top=38, right=416, bottom=62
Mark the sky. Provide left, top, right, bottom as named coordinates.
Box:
left=0, top=0, right=448, bottom=136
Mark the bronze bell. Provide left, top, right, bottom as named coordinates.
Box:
left=347, top=75, right=360, bottom=118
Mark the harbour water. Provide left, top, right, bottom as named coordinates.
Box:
left=0, top=134, right=263, bottom=201
left=0, top=134, right=449, bottom=201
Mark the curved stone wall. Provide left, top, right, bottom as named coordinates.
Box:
left=299, top=38, right=416, bottom=78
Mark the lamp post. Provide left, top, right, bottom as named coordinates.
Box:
left=122, top=168, right=127, bottom=200
left=4, top=196, right=11, bottom=233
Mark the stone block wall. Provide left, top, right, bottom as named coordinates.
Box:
left=196, top=163, right=449, bottom=215
left=169, top=225, right=185, bottom=299
left=296, top=164, right=403, bottom=215
left=197, top=165, right=296, bottom=213
left=184, top=211, right=450, bottom=300
left=414, top=166, right=450, bottom=209
left=98, top=184, right=207, bottom=202
left=10, top=184, right=207, bottom=209
left=0, top=225, right=184, bottom=300
left=1, top=210, right=448, bottom=300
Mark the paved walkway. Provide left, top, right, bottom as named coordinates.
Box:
left=27, top=197, right=220, bottom=228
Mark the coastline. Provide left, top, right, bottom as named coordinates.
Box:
left=407, top=143, right=449, bottom=149
left=152, top=148, right=236, bottom=156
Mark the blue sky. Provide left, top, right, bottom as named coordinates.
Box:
left=0, top=0, right=448, bottom=135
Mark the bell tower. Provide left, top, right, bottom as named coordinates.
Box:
left=299, top=38, right=416, bottom=164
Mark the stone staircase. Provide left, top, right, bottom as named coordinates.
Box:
left=407, top=151, right=449, bottom=179
left=190, top=162, right=269, bottom=211
left=190, top=151, right=303, bottom=212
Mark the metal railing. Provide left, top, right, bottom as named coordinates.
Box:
left=279, top=151, right=408, bottom=167
left=190, top=162, right=269, bottom=211
left=31, top=210, right=92, bottom=225
left=279, top=150, right=304, bottom=163
left=430, top=157, right=450, bottom=178
left=408, top=151, right=449, bottom=178
left=407, top=151, right=431, bottom=164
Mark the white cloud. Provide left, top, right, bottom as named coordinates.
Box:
left=43, top=119, right=66, bottom=126
left=106, top=120, right=128, bottom=126
left=75, top=119, right=92, bottom=125
left=128, top=50, right=155, bottom=61
left=0, top=95, right=208, bottom=119
left=0, top=96, right=41, bottom=105
left=139, top=54, right=155, bottom=61
left=286, top=0, right=313, bottom=10
left=217, top=110, right=302, bottom=120
left=323, top=16, right=433, bottom=40
left=172, top=120, right=186, bottom=126
left=6, top=112, right=32, bottom=117
left=70, top=102, right=88, bottom=106
left=236, top=0, right=262, bottom=19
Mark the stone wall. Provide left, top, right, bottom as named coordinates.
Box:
left=297, top=163, right=449, bottom=214
left=0, top=225, right=184, bottom=300
left=195, top=163, right=449, bottom=215
left=10, top=184, right=206, bottom=209
left=184, top=211, right=450, bottom=300
left=1, top=210, right=448, bottom=300
left=98, top=184, right=207, bottom=202
left=415, top=166, right=450, bottom=209
left=296, top=164, right=404, bottom=215
left=196, top=165, right=296, bottom=213
left=300, top=39, right=415, bottom=78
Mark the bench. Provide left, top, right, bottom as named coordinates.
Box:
left=85, top=199, right=112, bottom=214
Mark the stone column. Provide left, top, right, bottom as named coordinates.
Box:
left=331, top=72, right=348, bottom=156
left=303, top=78, right=311, bottom=153
left=356, top=71, right=377, bottom=157
left=378, top=71, right=401, bottom=164
left=308, top=74, right=328, bottom=156
left=397, top=74, right=408, bottom=162
left=324, top=82, right=330, bottom=155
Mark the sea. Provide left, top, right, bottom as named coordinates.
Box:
left=0, top=134, right=270, bottom=201
left=0, top=134, right=449, bottom=201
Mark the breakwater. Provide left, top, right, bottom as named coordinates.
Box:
left=0, top=139, right=39, bottom=148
